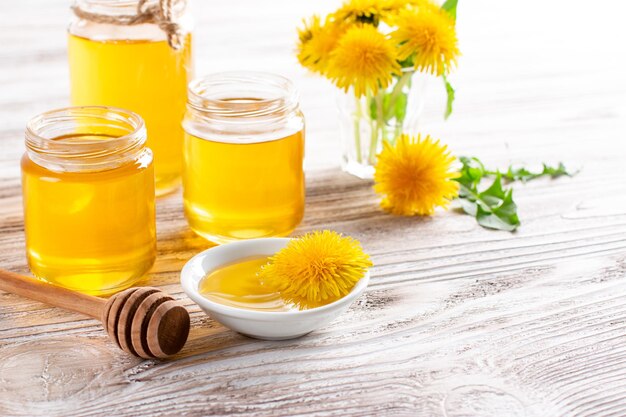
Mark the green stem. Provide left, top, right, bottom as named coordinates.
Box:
left=354, top=96, right=362, bottom=163
left=393, top=125, right=402, bottom=144
left=378, top=91, right=386, bottom=143
left=368, top=94, right=377, bottom=165
left=383, top=72, right=412, bottom=121
left=369, top=90, right=385, bottom=165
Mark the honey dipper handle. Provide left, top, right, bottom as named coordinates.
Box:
left=0, top=269, right=106, bottom=319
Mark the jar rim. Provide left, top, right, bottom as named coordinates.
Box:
left=25, top=106, right=147, bottom=172
left=187, top=71, right=299, bottom=118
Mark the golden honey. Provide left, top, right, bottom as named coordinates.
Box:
left=182, top=73, right=306, bottom=244
left=199, top=256, right=296, bottom=312
left=183, top=131, right=305, bottom=243
left=68, top=33, right=192, bottom=195
left=22, top=107, right=156, bottom=295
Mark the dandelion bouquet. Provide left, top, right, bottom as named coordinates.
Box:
left=297, top=0, right=460, bottom=178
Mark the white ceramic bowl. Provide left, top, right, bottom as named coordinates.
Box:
left=180, top=238, right=370, bottom=340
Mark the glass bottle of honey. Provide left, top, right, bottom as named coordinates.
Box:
left=182, top=72, right=306, bottom=244
left=22, top=106, right=157, bottom=295
left=68, top=0, right=193, bottom=195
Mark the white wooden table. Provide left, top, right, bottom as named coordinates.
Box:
left=1, top=1, right=625, bottom=416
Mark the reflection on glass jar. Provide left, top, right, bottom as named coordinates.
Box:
left=183, top=72, right=305, bottom=244
left=21, top=106, right=156, bottom=295
left=67, top=0, right=193, bottom=195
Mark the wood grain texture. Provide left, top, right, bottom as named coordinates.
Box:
left=1, top=0, right=625, bottom=416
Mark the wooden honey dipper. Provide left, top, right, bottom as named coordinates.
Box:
left=0, top=269, right=190, bottom=359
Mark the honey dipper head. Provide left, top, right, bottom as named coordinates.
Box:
left=102, top=287, right=190, bottom=359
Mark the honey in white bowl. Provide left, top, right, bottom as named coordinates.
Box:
left=198, top=256, right=297, bottom=312
left=198, top=231, right=373, bottom=313
left=181, top=235, right=372, bottom=340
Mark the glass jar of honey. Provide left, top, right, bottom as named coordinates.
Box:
left=182, top=72, right=306, bottom=244
left=21, top=106, right=157, bottom=295
left=68, top=0, right=193, bottom=195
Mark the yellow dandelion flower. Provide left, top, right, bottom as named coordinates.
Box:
left=380, top=0, right=436, bottom=29
left=335, top=0, right=428, bottom=24
left=334, top=0, right=385, bottom=23
left=297, top=15, right=347, bottom=74
left=259, top=230, right=373, bottom=310
left=374, top=134, right=459, bottom=216
left=390, top=8, right=459, bottom=75
left=384, top=0, right=440, bottom=14
left=326, top=25, right=400, bottom=97
left=381, top=0, right=411, bottom=14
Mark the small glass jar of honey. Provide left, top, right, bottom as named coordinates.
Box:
left=182, top=72, right=306, bottom=244
left=68, top=0, right=193, bottom=195
left=21, top=106, right=157, bottom=295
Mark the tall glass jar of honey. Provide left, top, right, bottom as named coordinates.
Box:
left=183, top=72, right=306, bottom=244
left=21, top=106, right=157, bottom=295
left=68, top=0, right=193, bottom=195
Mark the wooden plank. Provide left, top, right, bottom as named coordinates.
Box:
left=0, top=0, right=625, bottom=416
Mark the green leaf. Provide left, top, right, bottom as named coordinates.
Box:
left=455, top=158, right=520, bottom=231
left=398, top=55, right=414, bottom=70
left=542, top=162, right=576, bottom=178
left=458, top=190, right=478, bottom=216
left=441, top=0, right=458, bottom=21
left=495, top=162, right=577, bottom=182
left=502, top=166, right=533, bottom=182
left=368, top=95, right=377, bottom=120
left=475, top=176, right=520, bottom=231
left=476, top=195, right=519, bottom=231
left=456, top=156, right=485, bottom=191
left=442, top=73, right=455, bottom=119
left=479, top=173, right=506, bottom=206
left=467, top=175, right=520, bottom=231
left=394, top=93, right=408, bottom=121
left=454, top=156, right=575, bottom=232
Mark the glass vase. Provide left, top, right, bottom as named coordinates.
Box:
left=337, top=69, right=426, bottom=179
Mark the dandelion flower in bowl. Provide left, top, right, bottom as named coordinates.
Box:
left=259, top=230, right=372, bottom=309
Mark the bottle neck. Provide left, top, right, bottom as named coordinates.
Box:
left=70, top=0, right=192, bottom=46
left=72, top=0, right=187, bottom=19
left=25, top=106, right=147, bottom=173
